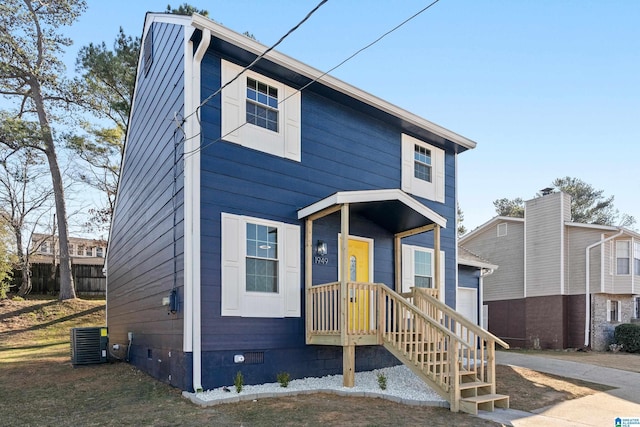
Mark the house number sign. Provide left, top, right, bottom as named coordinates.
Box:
left=314, top=256, right=329, bottom=265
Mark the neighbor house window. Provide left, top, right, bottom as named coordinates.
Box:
left=401, top=134, right=445, bottom=203
left=607, top=299, right=621, bottom=322
left=635, top=297, right=640, bottom=319
left=221, top=59, right=301, bottom=161
left=246, top=77, right=278, bottom=132
left=221, top=213, right=300, bottom=318
left=616, top=241, right=630, bottom=275
left=86, top=246, right=93, bottom=256
left=246, top=223, right=278, bottom=293
left=41, top=242, right=48, bottom=253
left=96, top=247, right=103, bottom=258
left=497, top=223, right=508, bottom=237
left=69, top=244, right=75, bottom=256
left=634, top=242, right=640, bottom=276
left=78, top=245, right=85, bottom=256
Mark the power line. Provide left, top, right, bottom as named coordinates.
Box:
left=182, top=0, right=442, bottom=159
left=183, top=0, right=329, bottom=125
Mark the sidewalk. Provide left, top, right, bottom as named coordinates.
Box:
left=475, top=351, right=640, bottom=426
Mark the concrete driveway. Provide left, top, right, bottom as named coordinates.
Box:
left=475, top=351, right=640, bottom=426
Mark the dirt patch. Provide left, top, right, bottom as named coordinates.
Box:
left=0, top=296, right=621, bottom=426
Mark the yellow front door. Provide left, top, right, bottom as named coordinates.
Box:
left=347, top=238, right=370, bottom=332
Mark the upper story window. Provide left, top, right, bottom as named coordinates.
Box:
left=69, top=244, right=75, bottom=256
left=414, top=145, right=432, bottom=182
left=497, top=223, right=508, bottom=237
left=221, top=213, right=300, bottom=318
left=40, top=242, right=49, bottom=253
left=96, top=247, right=104, bottom=258
left=221, top=59, right=301, bottom=161
left=401, top=134, right=445, bottom=203
left=634, top=242, right=640, bottom=276
left=616, top=240, right=630, bottom=275
left=246, top=77, right=278, bottom=132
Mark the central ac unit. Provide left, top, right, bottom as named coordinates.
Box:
left=70, top=327, right=108, bottom=365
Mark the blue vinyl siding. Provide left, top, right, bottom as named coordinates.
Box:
left=196, top=48, right=459, bottom=388
left=458, top=265, right=480, bottom=290
left=106, top=22, right=188, bottom=390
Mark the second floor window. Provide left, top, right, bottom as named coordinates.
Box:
left=616, top=241, right=630, bottom=275
left=634, top=242, right=640, bottom=276
left=414, top=145, right=432, bottom=183
left=246, top=77, right=278, bottom=132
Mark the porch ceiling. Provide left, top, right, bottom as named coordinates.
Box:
left=297, top=189, right=446, bottom=234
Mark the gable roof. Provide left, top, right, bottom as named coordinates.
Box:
left=185, top=13, right=477, bottom=152
left=459, top=216, right=524, bottom=243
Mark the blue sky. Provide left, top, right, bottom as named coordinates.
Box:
left=63, top=0, right=639, bottom=231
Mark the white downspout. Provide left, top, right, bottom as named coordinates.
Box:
left=185, top=27, right=210, bottom=393
left=479, top=267, right=496, bottom=329
left=584, top=229, right=623, bottom=347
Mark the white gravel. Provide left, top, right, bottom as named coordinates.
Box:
left=183, top=365, right=448, bottom=408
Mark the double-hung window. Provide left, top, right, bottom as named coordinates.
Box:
left=221, top=59, right=301, bottom=161
left=245, top=223, right=278, bottom=293
left=616, top=240, right=630, bottom=275
left=246, top=77, right=278, bottom=132
left=634, top=242, right=640, bottom=276
left=401, top=134, right=445, bottom=203
left=221, top=213, right=300, bottom=317
left=401, top=244, right=444, bottom=298
left=607, top=299, right=621, bottom=322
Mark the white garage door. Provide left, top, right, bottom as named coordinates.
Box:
left=457, top=287, right=478, bottom=325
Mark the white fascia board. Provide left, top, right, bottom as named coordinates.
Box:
left=297, top=189, right=447, bottom=228
left=567, top=222, right=640, bottom=239
left=189, top=14, right=476, bottom=151
left=458, top=258, right=498, bottom=270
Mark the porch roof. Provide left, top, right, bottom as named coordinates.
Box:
left=297, top=189, right=447, bottom=233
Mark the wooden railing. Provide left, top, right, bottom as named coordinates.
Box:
left=378, top=285, right=465, bottom=401
left=410, top=287, right=509, bottom=392
left=307, top=282, right=509, bottom=411
left=308, top=282, right=341, bottom=335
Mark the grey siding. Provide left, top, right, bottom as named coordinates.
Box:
left=107, top=22, right=187, bottom=388
left=462, top=219, right=525, bottom=301
left=607, top=238, right=634, bottom=294
left=566, top=226, right=604, bottom=295
left=524, top=192, right=570, bottom=297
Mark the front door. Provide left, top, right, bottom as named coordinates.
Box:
left=347, top=238, right=371, bottom=332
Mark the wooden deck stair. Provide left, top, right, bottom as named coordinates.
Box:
left=307, top=282, right=510, bottom=414
left=378, top=286, right=510, bottom=414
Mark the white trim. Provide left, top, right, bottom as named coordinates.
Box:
left=190, top=14, right=477, bottom=151
left=297, top=189, right=446, bottom=228
left=460, top=216, right=524, bottom=243
left=221, top=213, right=301, bottom=318
left=401, top=134, right=445, bottom=203
left=560, top=195, right=565, bottom=294
left=497, top=223, right=507, bottom=237
left=401, top=244, right=445, bottom=302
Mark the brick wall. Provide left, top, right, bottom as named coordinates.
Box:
left=591, top=294, right=636, bottom=351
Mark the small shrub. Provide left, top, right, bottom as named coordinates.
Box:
left=276, top=371, right=290, bottom=388
left=234, top=371, right=244, bottom=393
left=614, top=323, right=640, bottom=353
left=377, top=372, right=387, bottom=390
left=609, top=343, right=623, bottom=353
left=11, top=295, right=24, bottom=301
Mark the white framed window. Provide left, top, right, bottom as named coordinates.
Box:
left=77, top=245, right=85, bottom=257
left=606, top=299, right=621, bottom=322
left=401, top=134, right=445, bottom=203
left=616, top=240, right=630, bottom=275
left=221, top=59, right=301, bottom=161
left=40, top=241, right=49, bottom=253
left=96, top=247, right=104, bottom=258
left=221, top=213, right=300, bottom=318
left=635, top=296, right=640, bottom=319
left=497, top=223, right=507, bottom=237
left=69, top=244, right=75, bottom=256
left=634, top=241, right=640, bottom=276
left=401, top=244, right=445, bottom=299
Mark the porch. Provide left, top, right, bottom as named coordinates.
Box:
left=298, top=189, right=509, bottom=414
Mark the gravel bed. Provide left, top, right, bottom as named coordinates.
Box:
left=183, top=365, right=448, bottom=408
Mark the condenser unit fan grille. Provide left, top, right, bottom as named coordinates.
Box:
left=70, top=327, right=108, bottom=365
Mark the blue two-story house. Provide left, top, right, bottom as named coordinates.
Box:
left=106, top=12, right=508, bottom=414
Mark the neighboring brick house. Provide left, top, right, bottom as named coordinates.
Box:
left=460, top=191, right=640, bottom=351
left=27, top=233, right=107, bottom=295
